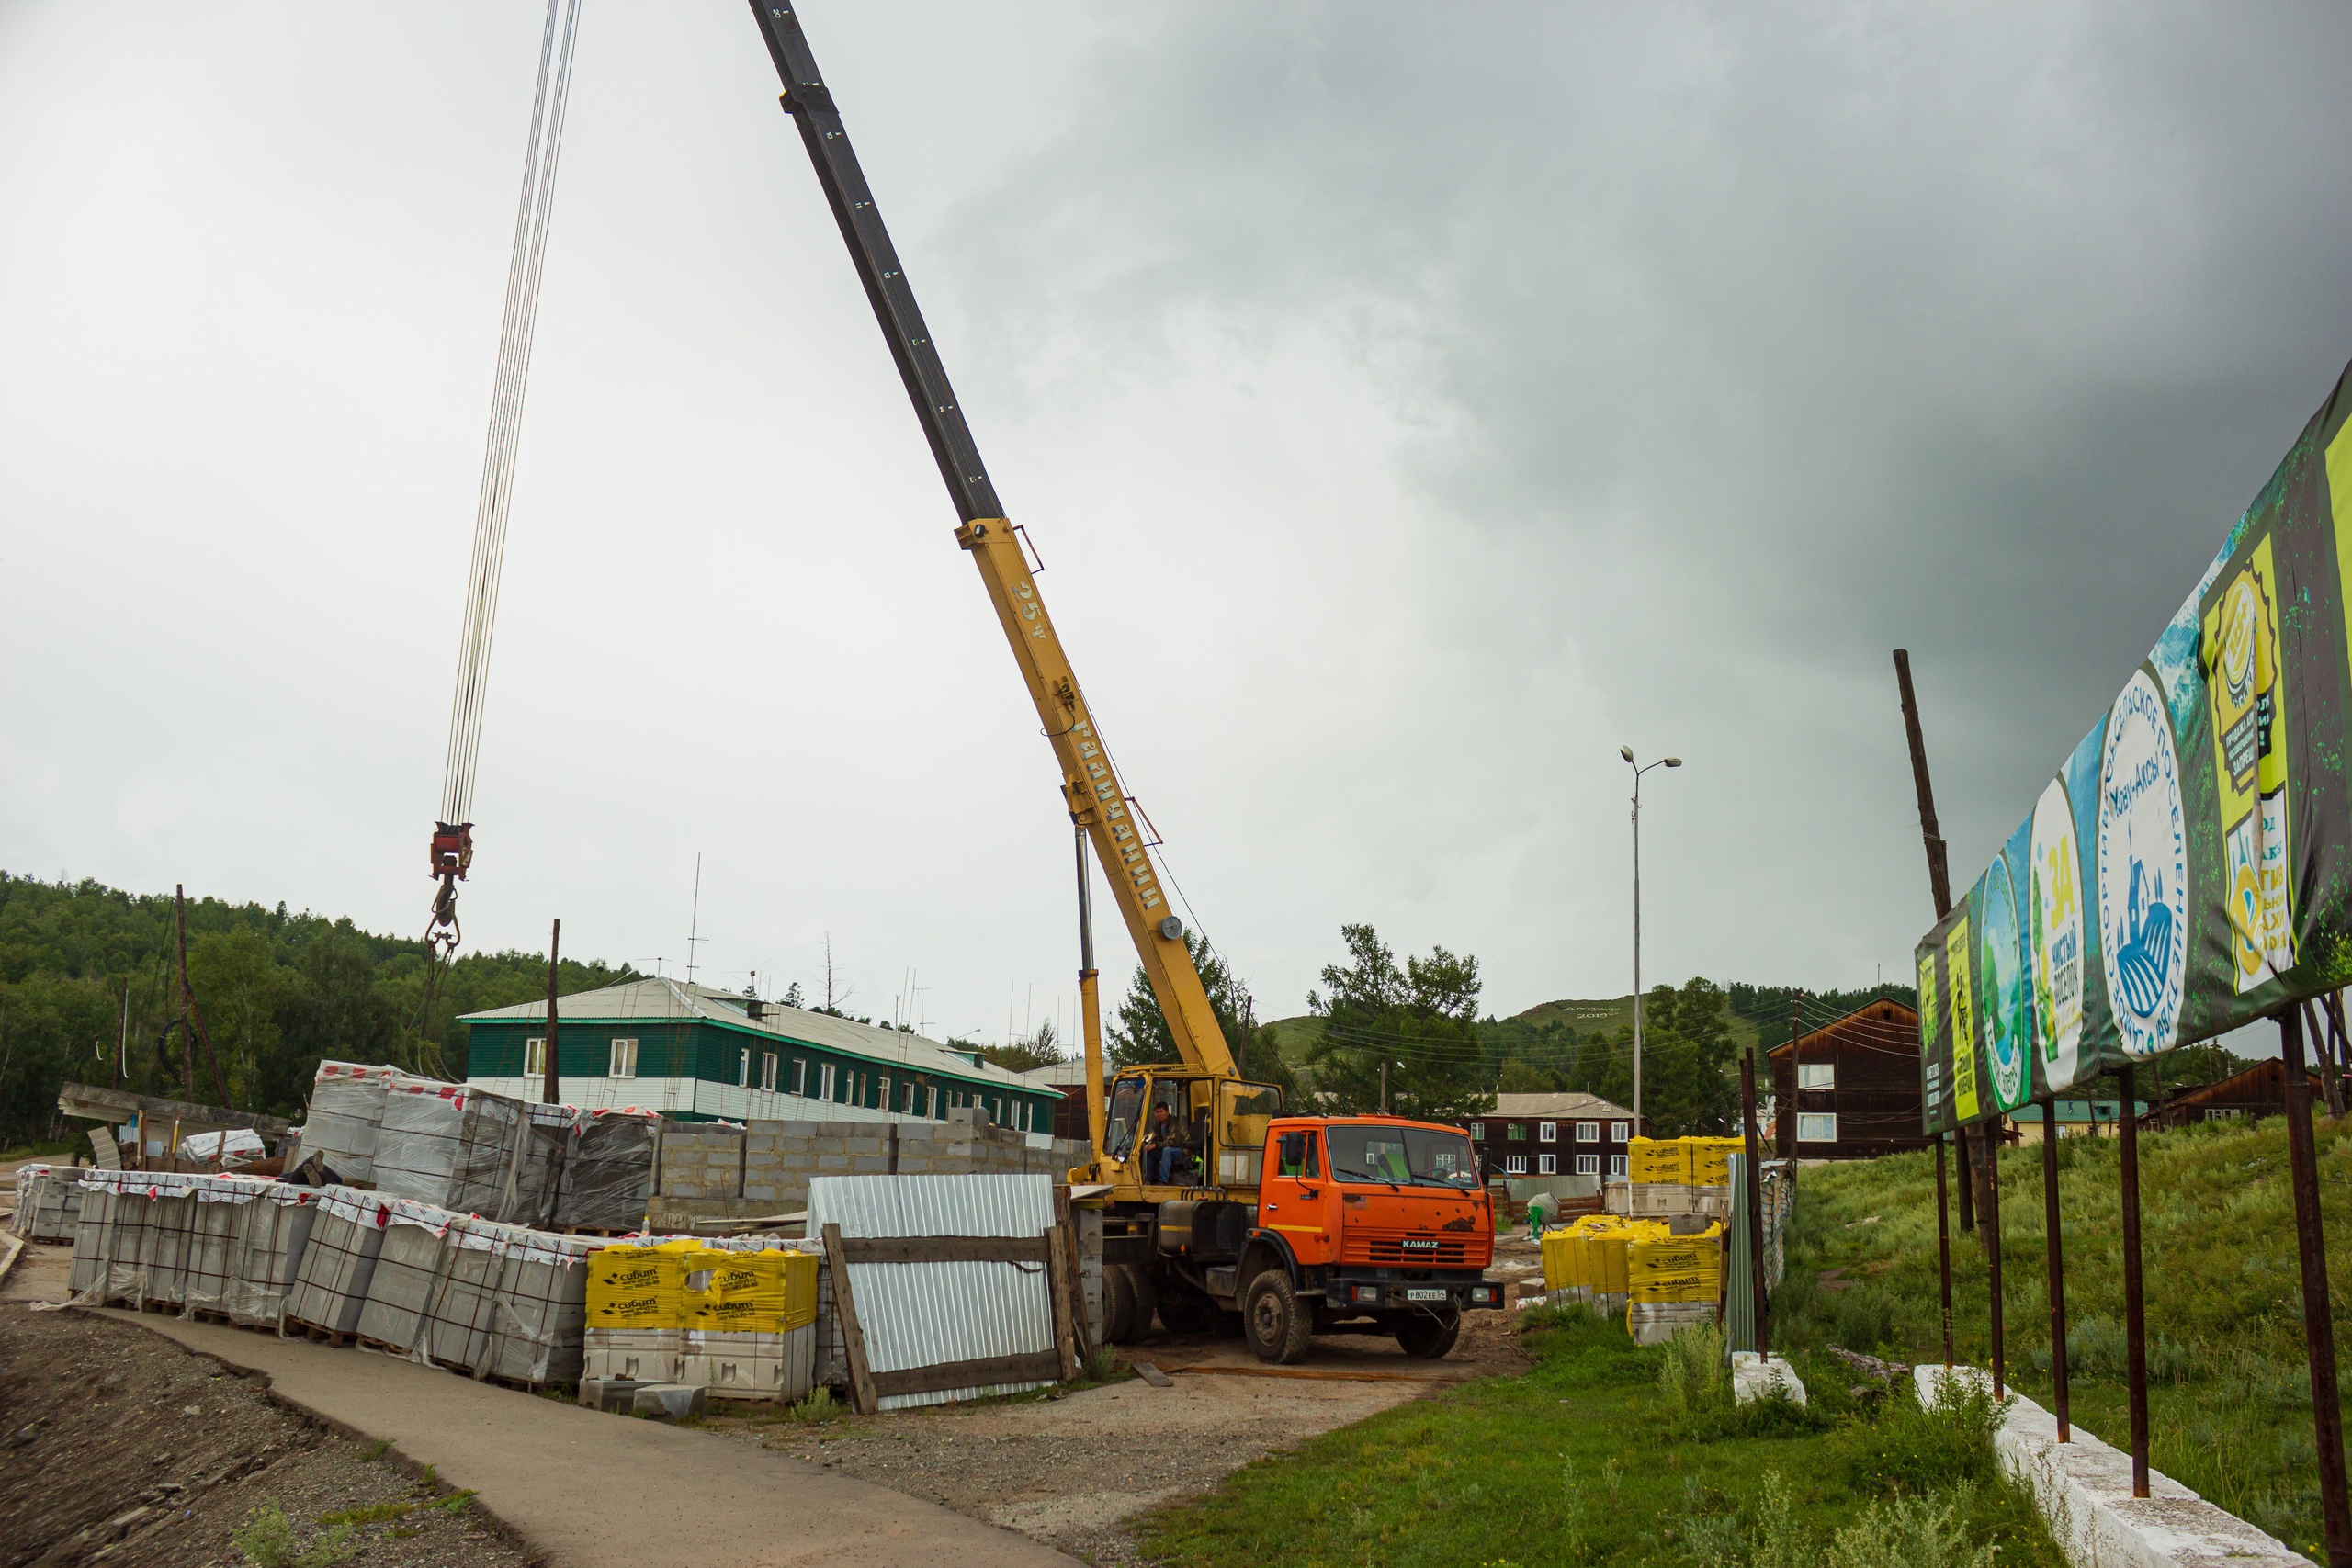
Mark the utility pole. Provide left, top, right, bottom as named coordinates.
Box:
left=1380, top=1060, right=1389, bottom=1115
left=543, top=918, right=562, bottom=1104
left=174, top=885, right=232, bottom=1109
left=1894, top=651, right=1978, bottom=1235
left=1621, top=747, right=1683, bottom=1128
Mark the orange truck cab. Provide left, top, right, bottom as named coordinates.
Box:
left=1167, top=1114, right=1503, bottom=1364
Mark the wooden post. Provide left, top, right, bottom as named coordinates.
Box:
left=1935, top=1132, right=1955, bottom=1369
left=1987, top=1120, right=2005, bottom=1398
left=543, top=919, right=562, bottom=1104
left=2281, top=1007, right=2352, bottom=1563
left=1740, top=1053, right=1769, bottom=1359
left=2326, top=991, right=2351, bottom=1119
left=821, top=1222, right=879, bottom=1415
left=2040, top=1097, right=2070, bottom=1441
left=1044, top=1224, right=1081, bottom=1382
left=2118, top=1062, right=2151, bottom=1498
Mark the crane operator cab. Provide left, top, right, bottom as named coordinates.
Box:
left=1101, top=1071, right=1281, bottom=1195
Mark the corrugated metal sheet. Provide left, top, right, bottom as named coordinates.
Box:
left=807, top=1174, right=1057, bottom=1411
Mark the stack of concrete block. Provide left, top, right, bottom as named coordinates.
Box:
left=302, top=1063, right=403, bottom=1183
left=355, top=1201, right=460, bottom=1352
left=288, top=1188, right=392, bottom=1335
left=11, top=1164, right=83, bottom=1243
left=481, top=1230, right=597, bottom=1384
left=554, top=1110, right=656, bottom=1232
left=227, top=1188, right=320, bottom=1326
left=417, top=1219, right=517, bottom=1371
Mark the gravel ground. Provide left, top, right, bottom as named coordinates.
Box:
left=0, top=1294, right=533, bottom=1568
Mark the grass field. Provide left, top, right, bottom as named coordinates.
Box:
left=1136, top=1309, right=2061, bottom=1567
left=1776, top=1116, right=2352, bottom=1562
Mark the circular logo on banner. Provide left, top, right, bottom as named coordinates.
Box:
left=1982, top=854, right=2028, bottom=1108
left=2098, top=669, right=2188, bottom=1057
left=2030, top=777, right=2086, bottom=1091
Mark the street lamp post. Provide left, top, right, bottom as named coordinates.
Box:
left=1622, top=746, right=1682, bottom=1129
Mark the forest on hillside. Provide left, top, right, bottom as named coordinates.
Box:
left=0, top=874, right=636, bottom=1145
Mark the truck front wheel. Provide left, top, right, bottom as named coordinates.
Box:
left=1244, top=1271, right=1313, bottom=1365
left=1395, top=1309, right=1461, bottom=1359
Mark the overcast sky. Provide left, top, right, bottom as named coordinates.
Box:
left=4, top=3, right=2349, bottom=1045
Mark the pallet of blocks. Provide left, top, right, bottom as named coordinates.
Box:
left=1626, top=1221, right=1724, bottom=1345
left=1537, top=1214, right=1666, bottom=1318
left=1625, top=1136, right=1741, bottom=1217
left=582, top=1237, right=817, bottom=1403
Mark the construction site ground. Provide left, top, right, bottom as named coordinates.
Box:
left=1, top=1200, right=1547, bottom=1568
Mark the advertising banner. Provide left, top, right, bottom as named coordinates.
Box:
left=1918, top=359, right=2352, bottom=1132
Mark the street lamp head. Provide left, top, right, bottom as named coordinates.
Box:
left=1664, top=757, right=1683, bottom=768
left=1619, top=745, right=1635, bottom=765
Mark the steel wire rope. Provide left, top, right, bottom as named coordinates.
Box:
left=439, top=0, right=585, bottom=829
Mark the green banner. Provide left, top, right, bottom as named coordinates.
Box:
left=1919, top=359, right=2352, bottom=1132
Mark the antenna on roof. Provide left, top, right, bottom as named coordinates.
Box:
left=685, top=852, right=706, bottom=986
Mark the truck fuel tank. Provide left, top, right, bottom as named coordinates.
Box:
left=1156, top=1199, right=1250, bottom=1261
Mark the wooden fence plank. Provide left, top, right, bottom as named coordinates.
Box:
left=838, top=1235, right=1050, bottom=1266
left=821, top=1223, right=880, bottom=1416
left=870, top=1349, right=1067, bottom=1399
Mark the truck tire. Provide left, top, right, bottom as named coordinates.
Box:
left=1122, top=1263, right=1160, bottom=1341
left=1395, top=1309, right=1461, bottom=1359
left=1104, top=1264, right=1136, bottom=1345
left=1158, top=1279, right=1220, bottom=1335
left=1244, top=1271, right=1313, bottom=1365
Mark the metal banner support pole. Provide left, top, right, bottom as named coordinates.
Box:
left=1934, top=1131, right=1954, bottom=1368
left=1740, top=1054, right=1768, bottom=1359
left=2118, top=1061, right=2151, bottom=1499
left=2040, top=1096, right=2069, bottom=1441
left=2281, top=1006, right=2352, bottom=1565
left=1987, top=1121, right=2005, bottom=1398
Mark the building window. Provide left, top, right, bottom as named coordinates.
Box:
left=928, top=1085, right=941, bottom=1118
left=877, top=1076, right=891, bottom=1112
left=1506, top=1123, right=1528, bottom=1142
left=1537, top=1152, right=1556, bottom=1175
left=610, top=1038, right=639, bottom=1078
left=1798, top=1063, right=1836, bottom=1090
left=820, top=1063, right=837, bottom=1101
left=1611, top=1122, right=1629, bottom=1141
left=1538, top=1122, right=1558, bottom=1143
left=1576, top=1154, right=1600, bottom=1176
left=1798, top=1112, right=1838, bottom=1144
left=2206, top=1108, right=2245, bottom=1122
left=792, top=1058, right=808, bottom=1096
left=1609, top=1154, right=1627, bottom=1179
left=738, top=1048, right=751, bottom=1089
left=761, top=1053, right=778, bottom=1092
left=1505, top=1155, right=1527, bottom=1175
left=525, top=1038, right=546, bottom=1077
left=1575, top=1121, right=1599, bottom=1142
left=1468, top=1122, right=1485, bottom=1141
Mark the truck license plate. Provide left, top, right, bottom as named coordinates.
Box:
left=1405, top=1288, right=1449, bottom=1303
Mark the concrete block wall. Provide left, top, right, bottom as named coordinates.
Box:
left=648, top=1114, right=1092, bottom=1227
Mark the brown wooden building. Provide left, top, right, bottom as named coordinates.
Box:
left=1770, top=998, right=1931, bottom=1161
left=1462, top=1092, right=1641, bottom=1182
left=2141, top=1057, right=2320, bottom=1132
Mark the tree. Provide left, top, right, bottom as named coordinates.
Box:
left=977, top=1019, right=1066, bottom=1074
left=1612, top=977, right=1740, bottom=1135
left=1299, top=924, right=1495, bottom=1122
left=1104, top=931, right=1301, bottom=1105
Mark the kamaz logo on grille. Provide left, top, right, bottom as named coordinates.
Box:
left=1398, top=1238, right=1441, bottom=1250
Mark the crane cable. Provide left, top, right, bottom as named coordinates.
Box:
left=417, top=0, right=585, bottom=1066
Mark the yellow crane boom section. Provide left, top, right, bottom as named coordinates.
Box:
left=954, top=518, right=1236, bottom=1080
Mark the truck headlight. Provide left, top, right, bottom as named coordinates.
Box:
left=1470, top=1285, right=1497, bottom=1303
left=1351, top=1284, right=1381, bottom=1304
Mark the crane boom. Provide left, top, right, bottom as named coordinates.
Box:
left=748, top=1, right=1235, bottom=1079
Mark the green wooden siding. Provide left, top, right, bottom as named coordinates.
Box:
left=462, top=1015, right=1055, bottom=1129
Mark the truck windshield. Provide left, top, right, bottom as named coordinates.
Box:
left=1326, top=1125, right=1481, bottom=1190
left=1105, top=1077, right=1146, bottom=1161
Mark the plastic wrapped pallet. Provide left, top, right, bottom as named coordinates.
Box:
left=417, top=1219, right=517, bottom=1371
left=476, top=1100, right=578, bottom=1227
left=1628, top=1299, right=1719, bottom=1347
left=288, top=1188, right=391, bottom=1336
left=10, top=1163, right=70, bottom=1242
left=481, top=1230, right=596, bottom=1385
left=370, top=1077, right=478, bottom=1208
left=182, top=1176, right=261, bottom=1316
left=356, top=1200, right=461, bottom=1352
left=1626, top=1136, right=1689, bottom=1185
left=68, top=1182, right=116, bottom=1298
left=304, top=1063, right=405, bottom=1184
left=554, top=1108, right=655, bottom=1232
left=1628, top=1225, right=1723, bottom=1307
left=1686, top=1137, right=1743, bottom=1189
left=679, top=1249, right=819, bottom=1403
left=141, top=1182, right=200, bottom=1309
left=227, top=1186, right=320, bottom=1326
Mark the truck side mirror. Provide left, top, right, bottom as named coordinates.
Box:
left=1277, top=1132, right=1307, bottom=1175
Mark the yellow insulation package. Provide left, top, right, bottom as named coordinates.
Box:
left=1686, top=1137, right=1745, bottom=1188
left=688, top=1249, right=819, bottom=1335
left=1626, top=1224, right=1724, bottom=1303
left=587, top=1239, right=723, bottom=1330
left=1625, top=1136, right=1689, bottom=1185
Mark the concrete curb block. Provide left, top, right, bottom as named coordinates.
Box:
left=1730, top=1350, right=1806, bottom=1405
left=1914, top=1365, right=2303, bottom=1568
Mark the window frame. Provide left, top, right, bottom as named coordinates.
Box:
left=1575, top=1153, right=1600, bottom=1176
left=1506, top=1122, right=1528, bottom=1142
left=820, top=1062, right=837, bottom=1102
left=760, top=1052, right=778, bottom=1093
left=1609, top=1154, right=1627, bottom=1179
left=1468, top=1122, right=1485, bottom=1141
left=1504, top=1154, right=1527, bottom=1176
left=1537, top=1152, right=1556, bottom=1175
left=792, top=1058, right=807, bottom=1096
left=610, top=1037, right=639, bottom=1079
left=738, top=1047, right=751, bottom=1089
left=1798, top=1062, right=1837, bottom=1090
left=1611, top=1121, right=1629, bottom=1141
left=1797, top=1111, right=1838, bottom=1145
left=524, top=1037, right=546, bottom=1078
left=1575, top=1120, right=1599, bottom=1143
left=1538, top=1121, right=1558, bottom=1144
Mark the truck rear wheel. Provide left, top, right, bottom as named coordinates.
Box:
left=1104, top=1264, right=1136, bottom=1344
left=1395, top=1309, right=1461, bottom=1359
left=1123, top=1263, right=1159, bottom=1342
left=1244, top=1271, right=1313, bottom=1365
